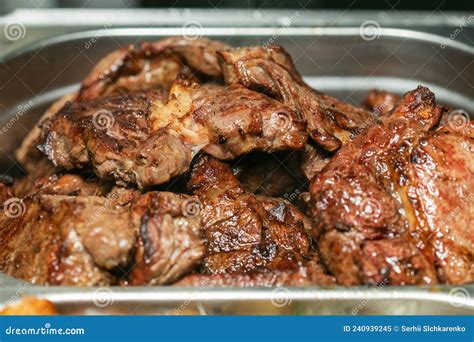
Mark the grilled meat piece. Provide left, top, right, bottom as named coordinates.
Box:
left=15, top=94, right=77, bottom=174
left=188, top=156, right=311, bottom=274
left=56, top=196, right=136, bottom=271
left=175, top=260, right=335, bottom=287
left=310, top=86, right=440, bottom=285
left=361, top=89, right=400, bottom=115
left=0, top=195, right=119, bottom=285
left=318, top=231, right=437, bottom=286
left=15, top=37, right=230, bottom=173
left=39, top=89, right=185, bottom=187
left=309, top=86, right=473, bottom=285
left=300, top=90, right=401, bottom=182
left=300, top=89, right=399, bottom=182
left=406, top=123, right=473, bottom=284
left=180, top=82, right=307, bottom=160
left=78, top=51, right=184, bottom=101
left=129, top=192, right=205, bottom=285
left=0, top=189, right=204, bottom=286
left=79, top=37, right=230, bottom=101
left=40, top=79, right=306, bottom=187
left=144, top=36, right=230, bottom=79
left=219, top=45, right=373, bottom=151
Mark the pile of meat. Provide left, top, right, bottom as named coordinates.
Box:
left=1, top=37, right=472, bottom=287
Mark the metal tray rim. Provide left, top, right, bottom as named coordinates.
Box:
left=1, top=26, right=472, bottom=64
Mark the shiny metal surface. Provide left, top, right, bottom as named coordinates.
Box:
left=0, top=9, right=472, bottom=54
left=0, top=23, right=472, bottom=315
left=0, top=284, right=473, bottom=315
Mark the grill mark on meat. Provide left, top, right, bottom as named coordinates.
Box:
left=129, top=192, right=205, bottom=285
left=188, top=155, right=317, bottom=275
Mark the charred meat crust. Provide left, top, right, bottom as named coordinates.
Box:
left=39, top=80, right=307, bottom=188
left=129, top=192, right=205, bottom=285
left=0, top=189, right=205, bottom=286
left=218, top=45, right=374, bottom=151
left=309, top=86, right=473, bottom=285
left=188, top=155, right=334, bottom=281
left=6, top=36, right=473, bottom=287
left=15, top=37, right=231, bottom=173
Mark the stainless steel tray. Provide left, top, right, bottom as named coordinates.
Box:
left=0, top=22, right=472, bottom=315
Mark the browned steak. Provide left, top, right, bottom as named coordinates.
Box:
left=39, top=79, right=306, bottom=187
left=406, top=123, right=473, bottom=284
left=78, top=37, right=230, bottom=100
left=188, top=155, right=312, bottom=274
left=0, top=190, right=204, bottom=286
left=15, top=37, right=230, bottom=173
left=0, top=195, right=121, bottom=285
left=129, top=192, right=205, bottom=285
left=38, top=90, right=184, bottom=187
left=15, top=94, right=77, bottom=174
left=309, top=86, right=473, bottom=285
left=180, top=82, right=307, bottom=160
left=144, top=36, right=230, bottom=79
left=218, top=45, right=373, bottom=151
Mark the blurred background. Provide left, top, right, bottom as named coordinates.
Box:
left=0, top=0, right=472, bottom=12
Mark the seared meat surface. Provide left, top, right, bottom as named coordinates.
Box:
left=129, top=192, right=204, bottom=285
left=219, top=46, right=373, bottom=151
left=3, top=37, right=472, bottom=288
left=40, top=79, right=306, bottom=187
left=15, top=94, right=78, bottom=174
left=188, top=156, right=314, bottom=274
left=407, top=124, right=473, bottom=284
left=78, top=37, right=230, bottom=101
left=39, top=90, right=183, bottom=187
left=0, top=188, right=204, bottom=286
left=15, top=37, right=230, bottom=173
left=0, top=194, right=121, bottom=285
left=309, top=86, right=473, bottom=285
